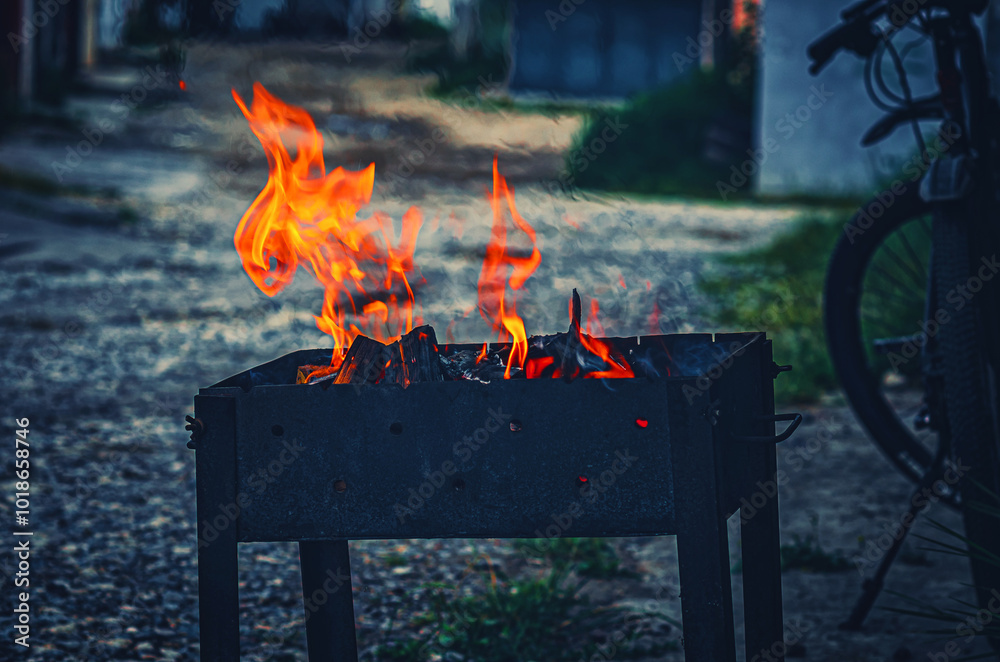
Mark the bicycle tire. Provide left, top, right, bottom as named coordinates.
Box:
left=825, top=182, right=959, bottom=507
left=932, top=198, right=1000, bottom=646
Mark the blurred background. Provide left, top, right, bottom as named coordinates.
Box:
left=3, top=1, right=1000, bottom=660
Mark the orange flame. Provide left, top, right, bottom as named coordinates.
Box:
left=232, top=83, right=423, bottom=368
left=233, top=85, right=640, bottom=382
left=478, top=157, right=541, bottom=378
left=579, top=298, right=634, bottom=379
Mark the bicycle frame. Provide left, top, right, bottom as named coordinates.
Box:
left=923, top=8, right=1000, bottom=368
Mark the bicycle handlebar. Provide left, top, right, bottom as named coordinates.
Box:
left=808, top=0, right=990, bottom=75
left=807, top=14, right=881, bottom=74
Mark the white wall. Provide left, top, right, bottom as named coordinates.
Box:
left=757, top=0, right=938, bottom=197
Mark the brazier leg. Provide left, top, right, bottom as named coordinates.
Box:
left=299, top=540, right=358, bottom=662
left=741, top=443, right=784, bottom=662
left=677, top=521, right=737, bottom=662
left=671, top=383, right=737, bottom=662
left=194, top=396, right=240, bottom=662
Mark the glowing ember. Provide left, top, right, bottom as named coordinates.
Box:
left=232, top=83, right=423, bottom=370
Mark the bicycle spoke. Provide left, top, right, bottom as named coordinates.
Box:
left=860, top=312, right=900, bottom=337
left=896, top=229, right=929, bottom=286
left=862, top=285, right=922, bottom=313
left=879, top=243, right=926, bottom=291
left=871, top=263, right=914, bottom=294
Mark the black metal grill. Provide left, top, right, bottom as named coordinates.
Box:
left=189, top=331, right=798, bottom=662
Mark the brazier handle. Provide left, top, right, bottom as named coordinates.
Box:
left=731, top=412, right=802, bottom=444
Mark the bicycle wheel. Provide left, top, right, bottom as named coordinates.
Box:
left=825, top=182, right=959, bottom=508
left=932, top=198, right=1000, bottom=642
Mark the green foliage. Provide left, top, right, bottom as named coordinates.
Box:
left=408, top=0, right=511, bottom=95
left=377, top=547, right=675, bottom=661
left=514, top=537, right=638, bottom=580
left=780, top=536, right=852, bottom=573
left=775, top=514, right=852, bottom=572
left=698, top=215, right=844, bottom=403
left=382, top=552, right=410, bottom=568
left=567, top=2, right=759, bottom=197
left=398, top=13, right=450, bottom=41
left=567, top=71, right=751, bottom=197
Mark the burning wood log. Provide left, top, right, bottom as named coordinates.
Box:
left=305, top=325, right=444, bottom=387
left=332, top=335, right=390, bottom=385
left=560, top=288, right=584, bottom=381
left=300, top=291, right=634, bottom=385
left=382, top=325, right=444, bottom=386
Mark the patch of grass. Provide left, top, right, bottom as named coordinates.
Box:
left=382, top=552, right=410, bottom=569
left=378, top=550, right=674, bottom=661
left=515, top=537, right=638, bottom=580
left=781, top=533, right=852, bottom=572
left=697, top=214, right=844, bottom=403
left=776, top=515, right=851, bottom=573
left=567, top=7, right=758, bottom=198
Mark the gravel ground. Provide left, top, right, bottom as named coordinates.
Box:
left=0, top=40, right=992, bottom=662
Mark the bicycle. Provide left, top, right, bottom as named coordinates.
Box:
left=810, top=0, right=1000, bottom=639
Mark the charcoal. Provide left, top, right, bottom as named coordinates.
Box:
left=438, top=347, right=515, bottom=383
